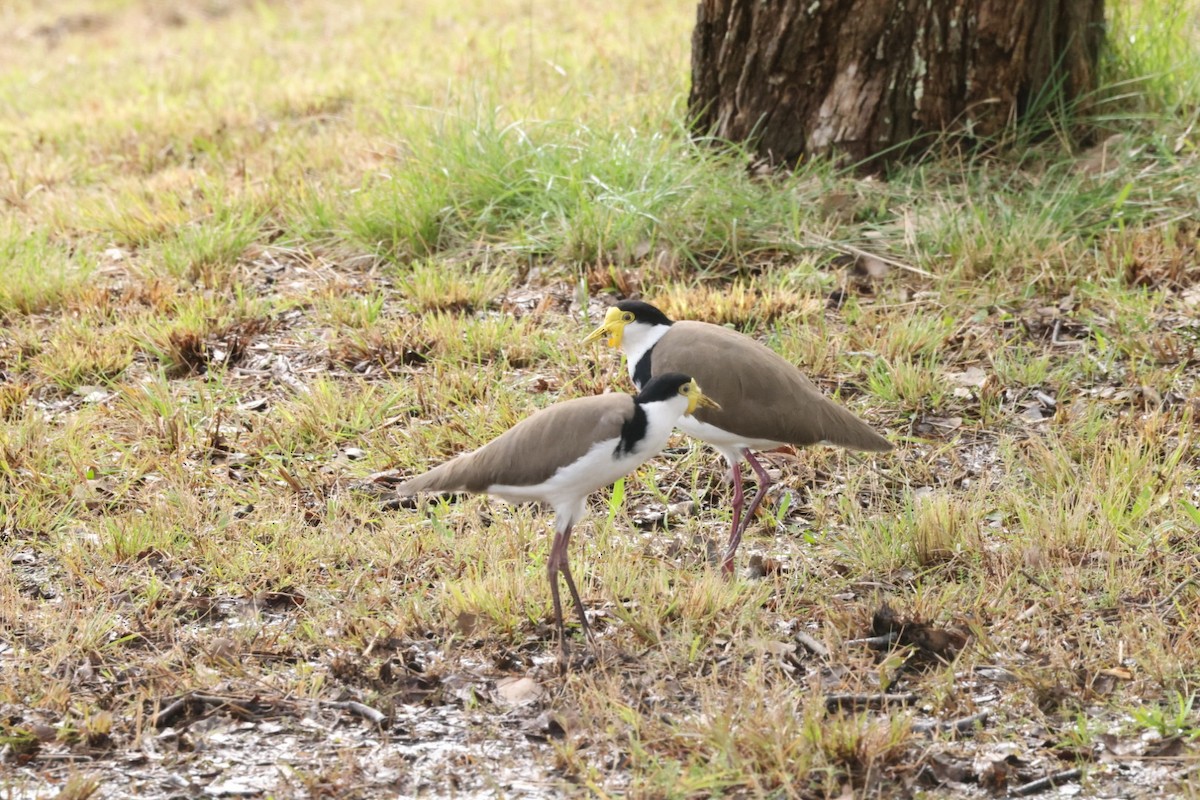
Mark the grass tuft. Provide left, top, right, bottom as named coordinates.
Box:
left=0, top=228, right=93, bottom=316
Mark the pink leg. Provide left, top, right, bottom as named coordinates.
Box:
left=738, top=451, right=774, bottom=535
left=547, top=525, right=593, bottom=659
left=722, top=462, right=745, bottom=576
left=721, top=450, right=773, bottom=574
left=560, top=559, right=594, bottom=647
left=547, top=528, right=568, bottom=655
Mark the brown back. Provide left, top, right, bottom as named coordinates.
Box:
left=652, top=321, right=892, bottom=452
left=399, top=393, right=635, bottom=495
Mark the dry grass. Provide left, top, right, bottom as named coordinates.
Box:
left=3, top=0, right=1200, bottom=797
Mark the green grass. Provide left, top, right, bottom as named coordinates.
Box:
left=3, top=0, right=1200, bottom=796
left=0, top=227, right=93, bottom=316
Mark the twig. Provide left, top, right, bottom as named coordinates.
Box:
left=1020, top=570, right=1051, bottom=592
left=911, top=710, right=989, bottom=737
left=189, top=694, right=264, bottom=718
left=323, top=700, right=389, bottom=726
left=845, top=633, right=899, bottom=648
left=1009, top=768, right=1082, bottom=796
left=972, top=665, right=1019, bottom=683
left=1157, top=578, right=1199, bottom=611
left=154, top=692, right=390, bottom=729
left=380, top=493, right=419, bottom=511
left=271, top=354, right=310, bottom=395
left=1034, top=391, right=1057, bottom=409
left=153, top=692, right=258, bottom=728
left=794, top=630, right=830, bottom=658
left=21, top=752, right=96, bottom=761
left=362, top=413, right=410, bottom=437
left=154, top=695, right=193, bottom=729
left=187, top=693, right=247, bottom=705
left=801, top=233, right=936, bottom=279
left=1050, top=319, right=1084, bottom=348
left=825, top=692, right=917, bottom=712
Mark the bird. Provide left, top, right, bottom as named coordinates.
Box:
left=583, top=299, right=892, bottom=575
left=395, top=372, right=719, bottom=658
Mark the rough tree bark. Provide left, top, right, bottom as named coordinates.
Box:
left=689, top=0, right=1106, bottom=165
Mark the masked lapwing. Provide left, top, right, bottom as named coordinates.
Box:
left=584, top=300, right=891, bottom=575
left=396, top=372, right=719, bottom=657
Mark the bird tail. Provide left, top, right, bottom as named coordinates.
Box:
left=838, top=426, right=894, bottom=453
left=395, top=460, right=467, bottom=496
left=819, top=403, right=895, bottom=453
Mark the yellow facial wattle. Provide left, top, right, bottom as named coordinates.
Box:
left=582, top=307, right=628, bottom=349
left=685, top=380, right=721, bottom=415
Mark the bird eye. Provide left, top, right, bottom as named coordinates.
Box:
left=622, top=312, right=634, bottom=322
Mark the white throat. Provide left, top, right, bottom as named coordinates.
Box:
left=621, top=322, right=671, bottom=386
left=635, top=394, right=690, bottom=455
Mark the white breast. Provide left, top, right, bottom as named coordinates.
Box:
left=676, top=415, right=785, bottom=465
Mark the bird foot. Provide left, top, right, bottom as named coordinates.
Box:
left=556, top=646, right=598, bottom=673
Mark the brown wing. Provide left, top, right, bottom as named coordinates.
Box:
left=652, top=321, right=891, bottom=452
left=398, top=393, right=635, bottom=495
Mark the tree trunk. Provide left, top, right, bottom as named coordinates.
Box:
left=688, top=0, right=1106, bottom=166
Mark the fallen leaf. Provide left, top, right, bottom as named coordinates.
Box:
left=870, top=603, right=969, bottom=663
left=749, top=638, right=797, bottom=658
left=973, top=742, right=1024, bottom=789
left=916, top=416, right=962, bottom=436
left=495, top=676, right=544, bottom=707
left=527, top=376, right=554, bottom=394
left=523, top=710, right=568, bottom=741
left=632, top=500, right=697, bottom=529
left=946, top=367, right=988, bottom=388
left=1020, top=406, right=1048, bottom=422
left=924, top=750, right=975, bottom=784
left=237, top=397, right=269, bottom=412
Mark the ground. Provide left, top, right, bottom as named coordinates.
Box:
left=3, top=0, right=1200, bottom=798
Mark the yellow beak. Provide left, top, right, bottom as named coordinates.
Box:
left=582, top=307, right=627, bottom=348
left=685, top=381, right=721, bottom=416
